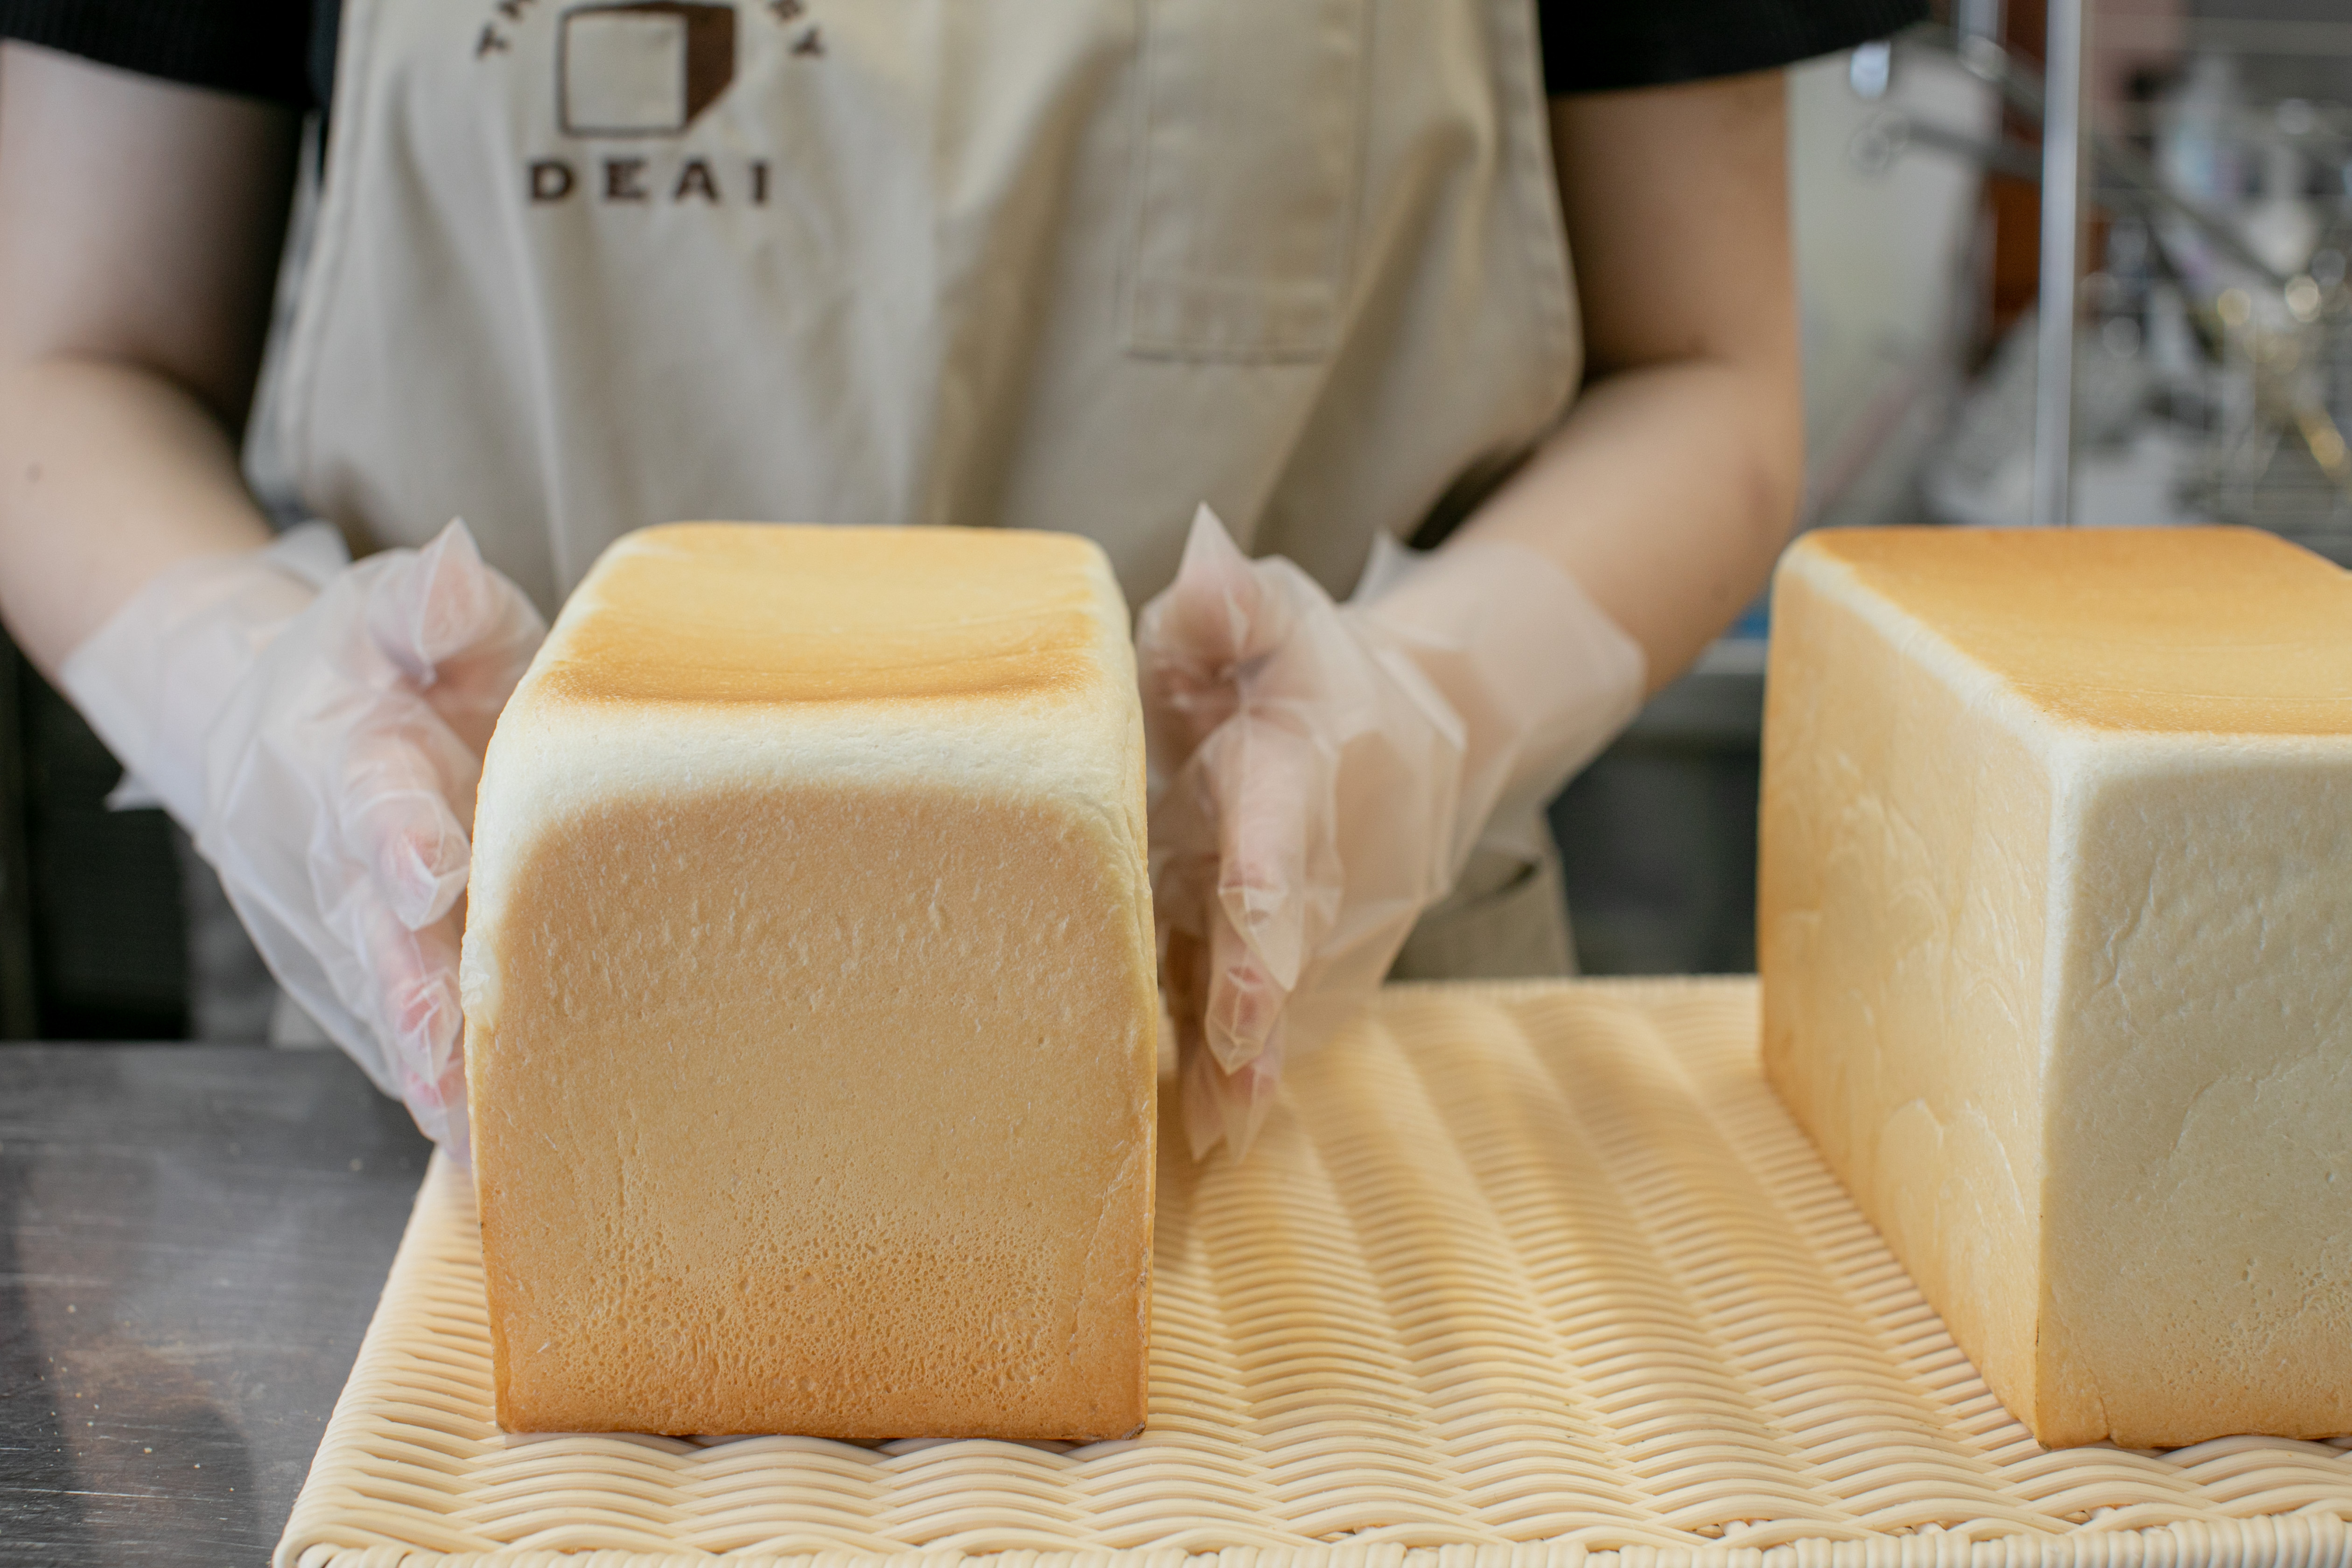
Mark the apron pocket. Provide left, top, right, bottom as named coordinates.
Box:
left=1123, top=0, right=1368, bottom=361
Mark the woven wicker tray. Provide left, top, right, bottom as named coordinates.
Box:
left=276, top=979, right=2352, bottom=1568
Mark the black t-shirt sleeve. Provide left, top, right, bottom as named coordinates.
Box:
left=0, top=0, right=325, bottom=106
left=1540, top=0, right=1928, bottom=95
left=6, top=2, right=1926, bottom=128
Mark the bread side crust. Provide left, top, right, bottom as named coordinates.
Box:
left=2039, top=734, right=2352, bottom=1446
left=1760, top=543, right=2052, bottom=1434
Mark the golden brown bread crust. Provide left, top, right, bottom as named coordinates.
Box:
left=546, top=523, right=1106, bottom=708
left=463, top=523, right=1155, bottom=1440
left=1802, top=526, right=2352, bottom=735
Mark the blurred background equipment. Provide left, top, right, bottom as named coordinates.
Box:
left=1557, top=0, right=2352, bottom=973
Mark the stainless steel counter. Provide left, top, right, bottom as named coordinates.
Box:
left=0, top=1045, right=430, bottom=1567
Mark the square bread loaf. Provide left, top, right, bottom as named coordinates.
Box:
left=1760, top=526, right=2352, bottom=1449
left=460, top=523, right=1157, bottom=1440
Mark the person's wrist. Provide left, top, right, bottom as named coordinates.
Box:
left=1352, top=539, right=1519, bottom=728
left=1352, top=536, right=1646, bottom=874
left=57, top=538, right=329, bottom=831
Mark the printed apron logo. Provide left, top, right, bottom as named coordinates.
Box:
left=487, top=0, right=818, bottom=204
left=557, top=2, right=736, bottom=136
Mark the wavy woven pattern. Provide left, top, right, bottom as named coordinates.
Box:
left=278, top=980, right=2352, bottom=1568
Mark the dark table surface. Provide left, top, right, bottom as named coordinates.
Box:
left=0, top=1045, right=431, bottom=1568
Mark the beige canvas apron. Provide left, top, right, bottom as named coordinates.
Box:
left=276, top=0, right=1587, bottom=977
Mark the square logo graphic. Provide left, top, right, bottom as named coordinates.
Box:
left=559, top=3, right=736, bottom=136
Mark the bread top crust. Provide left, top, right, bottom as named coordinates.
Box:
left=1787, top=527, right=2352, bottom=738
left=534, top=523, right=1116, bottom=710
left=464, top=522, right=1154, bottom=1040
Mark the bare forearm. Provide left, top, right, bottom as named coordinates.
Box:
left=0, top=44, right=298, bottom=677
left=0, top=358, right=274, bottom=676
left=1453, top=356, right=1802, bottom=693
left=1383, top=69, right=1801, bottom=698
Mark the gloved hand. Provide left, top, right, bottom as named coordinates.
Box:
left=1137, top=506, right=1645, bottom=1159
left=59, top=521, right=546, bottom=1159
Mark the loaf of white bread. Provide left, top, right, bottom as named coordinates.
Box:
left=460, top=523, right=1157, bottom=1439
left=1760, top=526, right=2352, bottom=1449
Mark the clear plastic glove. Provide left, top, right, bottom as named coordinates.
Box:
left=59, top=521, right=546, bottom=1158
left=1137, top=505, right=1645, bottom=1159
